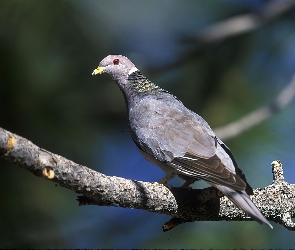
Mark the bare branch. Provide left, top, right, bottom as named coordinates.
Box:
left=0, top=127, right=294, bottom=230
left=214, top=72, right=295, bottom=140
left=151, top=0, right=295, bottom=73
left=183, top=0, right=295, bottom=44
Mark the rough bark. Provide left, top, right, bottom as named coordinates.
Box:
left=0, top=127, right=294, bottom=231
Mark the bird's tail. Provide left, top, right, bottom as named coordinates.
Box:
left=217, top=185, right=273, bottom=229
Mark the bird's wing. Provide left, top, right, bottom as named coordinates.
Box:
left=130, top=97, right=216, bottom=161
left=170, top=153, right=246, bottom=191
left=130, top=98, right=247, bottom=191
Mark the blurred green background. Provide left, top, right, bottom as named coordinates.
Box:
left=1, top=0, right=295, bottom=248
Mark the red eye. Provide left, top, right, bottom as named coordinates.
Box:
left=113, top=59, right=120, bottom=65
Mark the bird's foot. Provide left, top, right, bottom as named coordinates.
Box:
left=157, top=173, right=176, bottom=184
left=157, top=181, right=173, bottom=190
left=157, top=173, right=176, bottom=189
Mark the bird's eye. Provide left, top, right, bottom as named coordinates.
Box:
left=113, top=59, right=120, bottom=65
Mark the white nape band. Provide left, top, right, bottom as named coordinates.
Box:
left=128, top=67, right=138, bottom=75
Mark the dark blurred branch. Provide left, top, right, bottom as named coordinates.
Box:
left=183, top=0, right=295, bottom=44
left=214, top=72, right=295, bottom=140
left=152, top=0, right=295, bottom=73
left=1, top=128, right=294, bottom=230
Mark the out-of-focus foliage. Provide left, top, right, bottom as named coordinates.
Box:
left=0, top=0, right=295, bottom=248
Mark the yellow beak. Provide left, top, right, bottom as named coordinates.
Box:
left=92, top=66, right=104, bottom=76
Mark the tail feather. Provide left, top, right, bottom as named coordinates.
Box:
left=217, top=185, right=273, bottom=229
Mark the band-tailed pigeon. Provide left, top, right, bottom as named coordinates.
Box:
left=92, top=55, right=272, bottom=229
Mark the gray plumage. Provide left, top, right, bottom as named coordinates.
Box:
left=92, top=55, right=273, bottom=229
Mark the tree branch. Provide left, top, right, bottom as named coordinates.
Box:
left=182, top=0, right=295, bottom=44
left=0, top=127, right=294, bottom=231
left=151, top=0, right=295, bottom=73
left=214, top=72, right=295, bottom=140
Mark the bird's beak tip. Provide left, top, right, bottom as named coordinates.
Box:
left=92, top=66, right=104, bottom=76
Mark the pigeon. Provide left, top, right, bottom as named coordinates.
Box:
left=92, top=55, right=273, bottom=229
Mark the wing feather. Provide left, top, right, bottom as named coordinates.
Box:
left=170, top=154, right=246, bottom=191
left=130, top=97, right=247, bottom=191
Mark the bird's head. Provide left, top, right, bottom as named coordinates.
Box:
left=92, top=55, right=138, bottom=80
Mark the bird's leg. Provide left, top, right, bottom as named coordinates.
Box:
left=157, top=173, right=176, bottom=189
left=179, top=175, right=199, bottom=189
left=157, top=172, right=176, bottom=184
left=181, top=177, right=198, bottom=188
